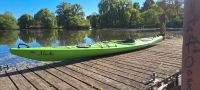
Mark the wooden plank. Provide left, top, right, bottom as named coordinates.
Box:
left=123, top=56, right=181, bottom=68
left=82, top=61, right=148, bottom=81
left=106, top=52, right=180, bottom=70
left=124, top=52, right=181, bottom=66
left=6, top=69, right=36, bottom=90
left=0, top=72, right=17, bottom=90
left=103, top=58, right=177, bottom=76
left=145, top=52, right=182, bottom=64
left=114, top=56, right=179, bottom=70
left=99, top=59, right=171, bottom=77
left=53, top=64, right=118, bottom=90
left=138, top=51, right=181, bottom=63
left=38, top=65, right=95, bottom=90
left=66, top=64, right=135, bottom=90
left=75, top=63, right=148, bottom=89
left=86, top=61, right=151, bottom=79
left=27, top=66, right=76, bottom=90
left=96, top=59, right=168, bottom=78
left=17, top=68, right=56, bottom=90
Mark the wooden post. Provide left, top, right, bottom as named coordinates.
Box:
left=159, top=13, right=166, bottom=37
left=182, top=0, right=200, bottom=90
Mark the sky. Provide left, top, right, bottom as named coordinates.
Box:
left=0, top=0, right=147, bottom=19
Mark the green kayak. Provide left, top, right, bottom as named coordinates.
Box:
left=10, top=36, right=163, bottom=61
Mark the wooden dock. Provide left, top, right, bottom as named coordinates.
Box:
left=0, top=38, right=182, bottom=90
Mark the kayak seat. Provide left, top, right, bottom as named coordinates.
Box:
left=122, top=39, right=135, bottom=43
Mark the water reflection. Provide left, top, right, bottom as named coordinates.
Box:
left=90, top=30, right=144, bottom=41
left=0, top=29, right=182, bottom=68
left=0, top=30, right=19, bottom=46
left=36, top=30, right=58, bottom=46
left=84, top=35, right=94, bottom=45
left=58, top=30, right=91, bottom=45
left=19, top=30, right=36, bottom=43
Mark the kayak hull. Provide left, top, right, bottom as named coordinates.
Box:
left=10, top=36, right=163, bottom=61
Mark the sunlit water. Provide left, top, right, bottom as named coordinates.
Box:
left=0, top=29, right=182, bottom=70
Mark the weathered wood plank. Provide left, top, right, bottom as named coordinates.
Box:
left=27, top=66, right=76, bottom=90
left=96, top=59, right=168, bottom=78
left=102, top=58, right=177, bottom=76
left=17, top=68, right=56, bottom=90
left=38, top=64, right=95, bottom=90
left=121, top=51, right=181, bottom=66
left=75, top=63, right=148, bottom=89
left=0, top=72, right=17, bottom=90
left=86, top=61, right=151, bottom=79
left=82, top=61, right=148, bottom=81
left=123, top=56, right=181, bottom=68
left=6, top=69, right=36, bottom=90
left=53, top=64, right=119, bottom=90
left=66, top=65, right=135, bottom=90
left=113, top=56, right=179, bottom=71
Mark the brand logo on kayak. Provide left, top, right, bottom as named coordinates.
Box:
left=40, top=51, right=54, bottom=56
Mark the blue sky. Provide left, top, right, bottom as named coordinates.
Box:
left=0, top=0, right=147, bottom=19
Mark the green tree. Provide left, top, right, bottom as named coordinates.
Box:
left=56, top=2, right=71, bottom=27
left=141, top=9, right=160, bottom=28
left=98, top=0, right=133, bottom=28
left=34, top=8, right=57, bottom=29
left=133, top=2, right=140, bottom=10
left=129, top=8, right=143, bottom=28
left=87, top=12, right=99, bottom=28
left=141, top=0, right=155, bottom=11
left=18, top=14, right=34, bottom=29
left=157, top=0, right=183, bottom=34
left=56, top=2, right=88, bottom=29
left=0, top=12, right=18, bottom=30
left=166, top=13, right=183, bottom=28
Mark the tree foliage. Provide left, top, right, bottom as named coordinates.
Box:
left=141, top=9, right=160, bottom=28
left=87, top=0, right=183, bottom=29
left=133, top=2, right=140, bottom=10
left=0, top=0, right=183, bottom=30
left=87, top=12, right=99, bottom=28
left=156, top=0, right=183, bottom=28
left=0, top=12, right=18, bottom=30
left=34, top=8, right=57, bottom=29
left=18, top=14, right=34, bottom=29
left=129, top=8, right=142, bottom=28
left=98, top=0, right=133, bottom=28
left=141, top=0, right=155, bottom=11
left=56, top=2, right=89, bottom=29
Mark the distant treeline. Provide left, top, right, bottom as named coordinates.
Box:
left=87, top=0, right=183, bottom=29
left=0, top=0, right=183, bottom=30
left=0, top=2, right=90, bottom=30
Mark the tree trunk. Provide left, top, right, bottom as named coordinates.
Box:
left=182, top=0, right=200, bottom=90
left=159, top=13, right=166, bottom=37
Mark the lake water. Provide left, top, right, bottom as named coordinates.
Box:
left=0, top=29, right=182, bottom=70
